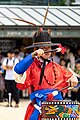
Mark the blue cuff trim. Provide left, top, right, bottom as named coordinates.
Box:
left=14, top=54, right=34, bottom=74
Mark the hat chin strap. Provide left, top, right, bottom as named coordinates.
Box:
left=39, top=57, right=51, bottom=85
left=33, top=41, right=51, bottom=45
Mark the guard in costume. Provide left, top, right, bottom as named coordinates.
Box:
left=14, top=29, right=78, bottom=120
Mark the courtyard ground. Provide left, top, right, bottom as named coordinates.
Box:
left=0, top=99, right=30, bottom=120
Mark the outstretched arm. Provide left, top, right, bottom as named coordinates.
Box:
left=14, top=49, right=44, bottom=74
left=14, top=54, right=34, bottom=74
left=63, top=67, right=78, bottom=88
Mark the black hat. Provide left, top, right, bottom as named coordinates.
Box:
left=33, top=31, right=51, bottom=43
left=24, top=29, right=60, bottom=49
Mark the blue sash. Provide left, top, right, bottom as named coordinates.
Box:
left=30, top=89, right=63, bottom=120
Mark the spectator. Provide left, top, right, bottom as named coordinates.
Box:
left=14, top=48, right=29, bottom=98
left=60, top=58, right=71, bottom=99
left=60, top=58, right=66, bottom=68
left=14, top=48, right=21, bottom=61
left=19, top=45, right=25, bottom=60
left=62, top=46, right=75, bottom=70
left=75, top=47, right=80, bottom=60
left=0, top=48, right=4, bottom=64
left=2, top=50, right=19, bottom=107
left=52, top=52, right=60, bottom=64
left=71, top=59, right=80, bottom=103
left=0, top=64, right=5, bottom=102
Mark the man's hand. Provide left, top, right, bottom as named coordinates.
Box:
left=67, top=75, right=78, bottom=88
left=31, top=49, right=44, bottom=58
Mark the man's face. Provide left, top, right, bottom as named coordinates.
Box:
left=39, top=46, right=52, bottom=59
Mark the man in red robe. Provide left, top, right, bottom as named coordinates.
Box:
left=14, top=30, right=78, bottom=120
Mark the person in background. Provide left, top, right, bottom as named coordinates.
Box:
left=2, top=50, right=19, bottom=107
left=14, top=30, right=78, bottom=120
left=19, top=45, right=25, bottom=60
left=62, top=46, right=75, bottom=70
left=52, top=52, right=60, bottom=64
left=0, top=63, right=5, bottom=102
left=60, top=58, right=67, bottom=99
left=0, top=48, right=4, bottom=64
left=14, top=48, right=21, bottom=61
left=71, top=59, right=80, bottom=103
left=75, top=47, right=80, bottom=60
left=14, top=46, right=25, bottom=60
left=60, top=58, right=66, bottom=68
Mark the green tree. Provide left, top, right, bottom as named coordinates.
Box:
left=70, top=0, right=75, bottom=5
left=49, top=0, right=66, bottom=6
left=58, top=0, right=66, bottom=6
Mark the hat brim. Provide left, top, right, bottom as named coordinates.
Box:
left=24, top=43, right=61, bottom=49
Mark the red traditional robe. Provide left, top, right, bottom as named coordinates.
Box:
left=17, top=58, right=72, bottom=92
left=16, top=58, right=72, bottom=120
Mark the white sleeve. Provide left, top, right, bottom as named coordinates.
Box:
left=2, top=58, right=7, bottom=66
left=14, top=58, right=19, bottom=65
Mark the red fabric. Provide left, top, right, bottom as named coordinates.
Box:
left=16, top=83, right=27, bottom=90
left=38, top=115, right=41, bottom=120
left=16, top=59, right=73, bottom=120
left=58, top=44, right=66, bottom=54
left=24, top=102, right=41, bottom=120
left=24, top=103, right=34, bottom=120
left=17, top=59, right=72, bottom=93
left=47, top=94, right=54, bottom=101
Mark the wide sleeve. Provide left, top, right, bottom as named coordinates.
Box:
left=59, top=66, right=73, bottom=92
left=14, top=54, right=34, bottom=74
left=16, top=66, right=32, bottom=90
left=61, top=66, right=73, bottom=82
